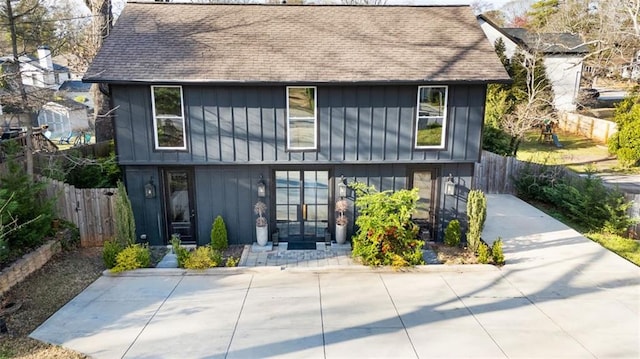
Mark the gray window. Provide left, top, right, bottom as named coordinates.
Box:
left=415, top=86, right=448, bottom=149
left=152, top=86, right=186, bottom=150
left=286, top=86, right=317, bottom=150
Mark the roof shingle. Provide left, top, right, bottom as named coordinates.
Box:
left=84, top=3, right=510, bottom=84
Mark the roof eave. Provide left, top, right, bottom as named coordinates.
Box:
left=82, top=78, right=513, bottom=86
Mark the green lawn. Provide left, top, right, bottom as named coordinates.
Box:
left=516, top=129, right=637, bottom=173
left=585, top=232, right=640, bottom=266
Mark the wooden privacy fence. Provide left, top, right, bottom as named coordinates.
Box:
left=474, top=151, right=639, bottom=239
left=41, top=177, right=117, bottom=247
left=472, top=151, right=555, bottom=195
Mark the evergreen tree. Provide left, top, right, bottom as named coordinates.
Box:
left=114, top=181, right=136, bottom=247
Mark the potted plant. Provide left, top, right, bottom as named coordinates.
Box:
left=254, top=201, right=268, bottom=246
left=335, top=199, right=348, bottom=245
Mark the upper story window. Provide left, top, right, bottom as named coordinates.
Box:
left=152, top=85, right=186, bottom=150
left=286, top=86, right=317, bottom=150
left=415, top=86, right=448, bottom=149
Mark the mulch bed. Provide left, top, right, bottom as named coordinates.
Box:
left=428, top=242, right=480, bottom=265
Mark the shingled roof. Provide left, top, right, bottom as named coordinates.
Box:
left=84, top=3, right=510, bottom=84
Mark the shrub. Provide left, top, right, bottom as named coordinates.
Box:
left=103, top=240, right=122, bottom=269
left=603, top=195, right=638, bottom=236
left=210, top=249, right=223, bottom=267
left=225, top=256, right=239, bottom=267
left=184, top=246, right=216, bottom=269
left=111, top=244, right=150, bottom=273
left=57, top=219, right=80, bottom=250
left=444, top=219, right=461, bottom=247
left=467, top=190, right=487, bottom=252
left=608, top=90, right=640, bottom=168
left=114, top=181, right=136, bottom=247
left=171, top=235, right=190, bottom=268
left=477, top=243, right=490, bottom=264
left=513, top=165, right=636, bottom=234
left=0, top=147, right=54, bottom=249
left=64, top=150, right=122, bottom=188
left=210, top=215, right=228, bottom=251
left=350, top=183, right=423, bottom=267
left=492, top=238, right=505, bottom=265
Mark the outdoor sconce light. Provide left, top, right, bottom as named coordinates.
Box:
left=144, top=177, right=156, bottom=199
left=257, top=175, right=266, bottom=198
left=445, top=173, right=456, bottom=196
left=338, top=174, right=347, bottom=198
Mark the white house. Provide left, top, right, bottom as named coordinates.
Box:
left=478, top=15, right=589, bottom=112
left=0, top=46, right=71, bottom=90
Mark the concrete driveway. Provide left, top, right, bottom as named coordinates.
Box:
left=30, top=195, right=639, bottom=358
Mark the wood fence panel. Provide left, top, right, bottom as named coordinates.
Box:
left=41, top=177, right=117, bottom=247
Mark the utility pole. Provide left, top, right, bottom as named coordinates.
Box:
left=6, top=0, right=34, bottom=177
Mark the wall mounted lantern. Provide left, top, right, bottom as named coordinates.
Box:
left=445, top=173, right=456, bottom=196
left=144, top=176, right=156, bottom=199
left=257, top=175, right=266, bottom=198
left=338, top=174, right=347, bottom=198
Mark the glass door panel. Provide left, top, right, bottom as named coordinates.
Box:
left=164, top=169, right=196, bottom=243
left=412, top=170, right=435, bottom=240
left=275, top=170, right=329, bottom=242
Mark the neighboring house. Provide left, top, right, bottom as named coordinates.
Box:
left=621, top=50, right=640, bottom=80
left=83, top=3, right=510, bottom=247
left=58, top=80, right=94, bottom=110
left=478, top=15, right=589, bottom=112
left=0, top=46, right=70, bottom=90
left=37, top=98, right=89, bottom=139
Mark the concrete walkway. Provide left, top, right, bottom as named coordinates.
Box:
left=30, top=195, right=639, bottom=358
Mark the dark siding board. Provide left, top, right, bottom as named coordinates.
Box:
left=114, top=84, right=486, bottom=166
left=125, top=167, right=162, bottom=245
left=203, top=89, right=221, bottom=161
left=247, top=90, right=261, bottom=161
left=467, top=86, right=486, bottom=161
left=371, top=89, right=386, bottom=161
left=187, top=90, right=206, bottom=163
left=357, top=87, right=372, bottom=161
left=383, top=89, right=395, bottom=161
left=194, top=166, right=270, bottom=245
left=452, top=86, right=470, bottom=161
left=217, top=90, right=235, bottom=162
left=232, top=89, right=249, bottom=162
left=261, top=90, right=277, bottom=161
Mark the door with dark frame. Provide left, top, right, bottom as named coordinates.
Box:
left=275, top=170, right=329, bottom=249
left=163, top=168, right=197, bottom=244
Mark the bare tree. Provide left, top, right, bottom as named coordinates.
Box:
left=0, top=0, right=58, bottom=176
left=83, top=0, right=113, bottom=142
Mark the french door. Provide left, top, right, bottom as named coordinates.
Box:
left=275, top=170, right=329, bottom=243
left=163, top=169, right=196, bottom=244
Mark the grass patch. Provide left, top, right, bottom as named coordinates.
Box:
left=585, top=232, right=640, bottom=266
left=516, top=129, right=628, bottom=173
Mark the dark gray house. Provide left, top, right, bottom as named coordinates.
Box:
left=83, top=3, right=510, bottom=247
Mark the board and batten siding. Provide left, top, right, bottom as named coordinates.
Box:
left=112, top=84, right=486, bottom=165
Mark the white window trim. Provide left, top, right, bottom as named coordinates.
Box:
left=286, top=86, right=318, bottom=151
left=151, top=85, right=187, bottom=151
left=415, top=85, right=448, bottom=150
